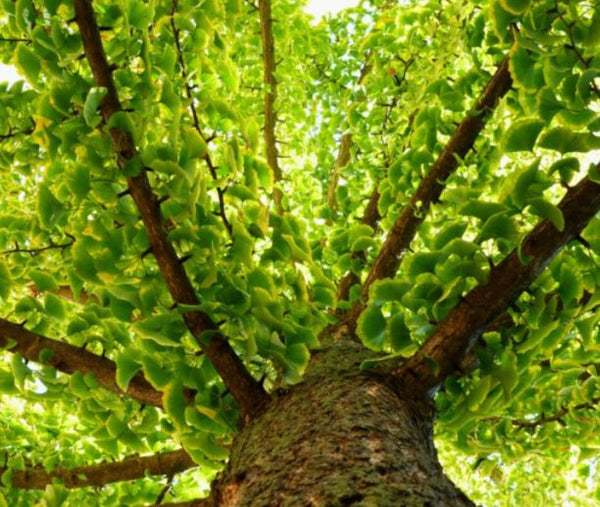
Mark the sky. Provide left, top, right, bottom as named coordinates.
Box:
left=305, top=0, right=359, bottom=18
left=0, top=64, right=20, bottom=85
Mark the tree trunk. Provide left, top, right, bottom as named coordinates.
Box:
left=209, top=341, right=473, bottom=506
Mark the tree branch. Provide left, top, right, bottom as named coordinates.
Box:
left=485, top=396, right=600, bottom=430
left=395, top=175, right=600, bottom=391
left=73, top=0, right=269, bottom=421
left=341, top=55, right=512, bottom=331
left=0, top=318, right=168, bottom=407
left=327, top=132, right=353, bottom=214
left=3, top=449, right=194, bottom=490
left=1, top=236, right=75, bottom=256
left=0, top=126, right=34, bottom=142
left=513, top=396, right=600, bottom=429
left=258, top=0, right=283, bottom=213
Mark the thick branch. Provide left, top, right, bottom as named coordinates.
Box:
left=0, top=318, right=165, bottom=407
left=73, top=0, right=269, bottom=420
left=258, top=0, right=283, bottom=212
left=396, top=175, right=600, bottom=391
left=4, top=449, right=194, bottom=490
left=342, top=56, right=512, bottom=330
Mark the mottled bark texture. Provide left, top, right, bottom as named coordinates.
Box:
left=209, top=342, right=473, bottom=506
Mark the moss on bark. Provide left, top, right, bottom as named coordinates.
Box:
left=209, top=341, right=473, bottom=506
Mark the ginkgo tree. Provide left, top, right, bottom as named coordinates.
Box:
left=0, top=0, right=599, bottom=505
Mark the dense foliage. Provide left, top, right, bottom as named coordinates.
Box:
left=0, top=0, right=599, bottom=505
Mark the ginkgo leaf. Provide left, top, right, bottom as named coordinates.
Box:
left=527, top=197, right=565, bottom=231
left=163, top=380, right=187, bottom=428
left=115, top=352, right=142, bottom=391
left=0, top=261, right=11, bottom=300
left=37, top=184, right=63, bottom=228
left=357, top=306, right=387, bottom=351
left=503, top=119, right=544, bottom=152
left=83, top=87, right=107, bottom=127
left=538, top=127, right=600, bottom=153
left=370, top=279, right=411, bottom=304
left=15, top=43, right=40, bottom=83
left=499, top=0, right=531, bottom=14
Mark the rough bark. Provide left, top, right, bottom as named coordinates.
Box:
left=208, top=342, right=473, bottom=506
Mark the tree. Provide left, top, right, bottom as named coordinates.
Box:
left=0, top=0, right=599, bottom=504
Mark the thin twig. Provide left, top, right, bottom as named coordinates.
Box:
left=170, top=0, right=232, bottom=237
left=258, top=0, right=283, bottom=213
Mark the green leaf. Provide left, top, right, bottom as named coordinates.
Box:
left=163, top=380, right=187, bottom=428
left=509, top=45, right=543, bottom=90
left=107, top=111, right=136, bottom=136
left=0, top=261, right=11, bottom=300
left=182, top=129, right=208, bottom=159
left=490, top=0, right=515, bottom=42
left=141, top=356, right=171, bottom=390
left=466, top=375, right=493, bottom=411
left=432, top=223, right=468, bottom=250
left=15, top=43, right=40, bottom=83
left=478, top=212, right=519, bottom=243
left=69, top=371, right=90, bottom=398
left=407, top=252, right=444, bottom=277
left=538, top=127, right=600, bottom=153
left=350, top=236, right=377, bottom=252
left=11, top=354, right=28, bottom=390
left=503, top=119, right=544, bottom=152
left=0, top=370, right=17, bottom=395
left=387, top=314, right=414, bottom=354
left=115, top=352, right=142, bottom=391
left=38, top=184, right=64, bottom=228
left=499, top=0, right=530, bottom=14
left=106, top=414, right=127, bottom=438
left=558, top=265, right=582, bottom=305
left=493, top=350, right=518, bottom=401
left=83, top=87, right=107, bottom=127
left=185, top=407, right=225, bottom=433
left=29, top=269, right=59, bottom=292
left=68, top=165, right=91, bottom=198
left=182, top=434, right=229, bottom=461
left=357, top=306, right=386, bottom=351
left=370, top=279, right=411, bottom=304
left=44, top=293, right=65, bottom=319
left=549, top=157, right=579, bottom=183
left=459, top=200, right=510, bottom=221
left=284, top=343, right=310, bottom=370
left=73, top=250, right=100, bottom=285
left=527, top=197, right=564, bottom=231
